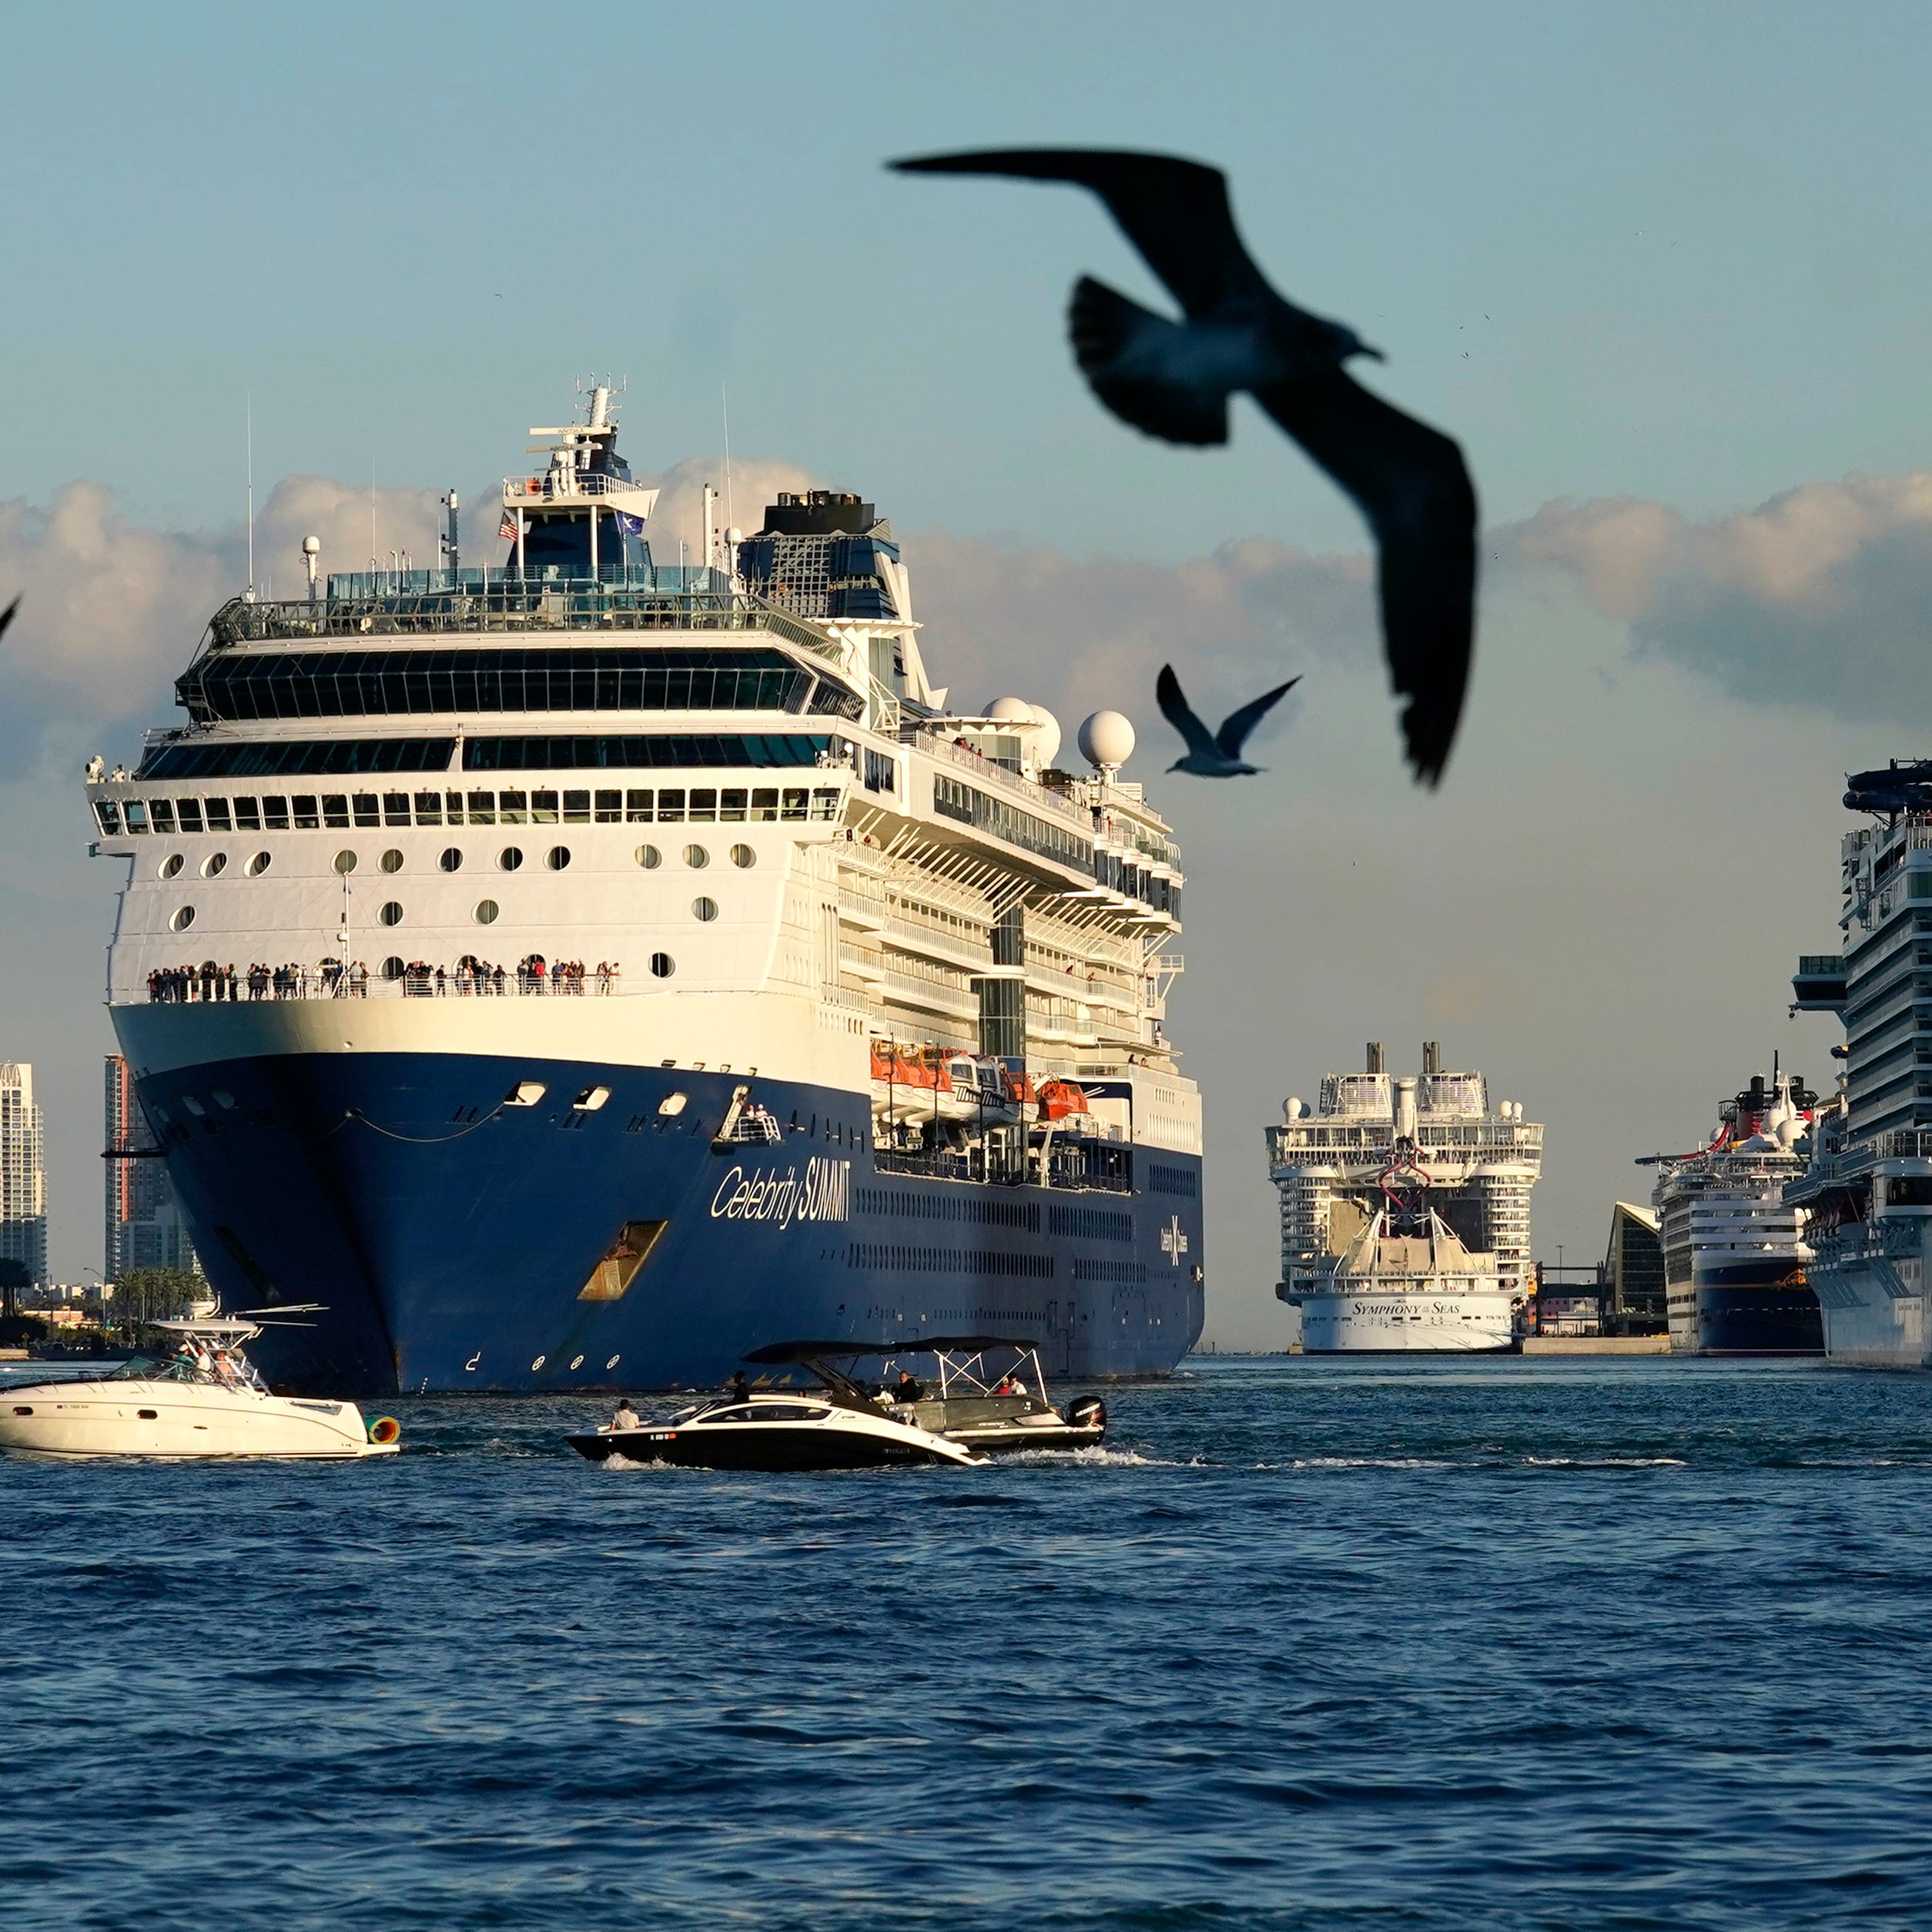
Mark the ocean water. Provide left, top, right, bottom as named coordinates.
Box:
left=5, top=1353, right=1932, bottom=1932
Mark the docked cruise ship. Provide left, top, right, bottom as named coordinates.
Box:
left=1268, top=1043, right=1540, bottom=1351
left=1639, top=1069, right=1822, bottom=1354
left=82, top=388, right=1204, bottom=1395
left=1786, top=761, right=1932, bottom=1366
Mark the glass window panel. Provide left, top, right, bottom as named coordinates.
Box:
left=292, top=795, right=320, bottom=829
left=656, top=789, right=686, bottom=823
left=811, top=788, right=839, bottom=820
left=444, top=791, right=466, bottom=825
left=150, top=800, right=177, bottom=833
left=323, top=795, right=351, bottom=829
left=383, top=792, right=411, bottom=826
left=625, top=789, right=653, bottom=823
left=413, top=791, right=443, bottom=825
left=95, top=801, right=123, bottom=835
left=353, top=793, right=380, bottom=827
left=234, top=797, right=261, bottom=830
left=532, top=789, right=560, bottom=823
left=263, top=795, right=291, bottom=829
left=720, top=788, right=748, bottom=822
left=594, top=789, right=622, bottom=823
left=203, top=799, right=233, bottom=832
left=499, top=789, right=527, bottom=824
left=125, top=800, right=150, bottom=832
left=563, top=789, right=591, bottom=824
left=176, top=799, right=204, bottom=832
left=688, top=788, right=718, bottom=823
left=751, top=788, right=778, bottom=822
left=467, top=791, right=496, bottom=825
left=781, top=789, right=809, bottom=821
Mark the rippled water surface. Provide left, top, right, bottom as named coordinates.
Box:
left=6, top=1354, right=1932, bottom=1930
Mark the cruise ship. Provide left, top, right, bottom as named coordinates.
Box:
left=1268, top=1043, right=1540, bottom=1351
left=1786, top=760, right=1932, bottom=1367
left=82, top=388, right=1204, bottom=1395
left=1639, top=1069, right=1822, bottom=1354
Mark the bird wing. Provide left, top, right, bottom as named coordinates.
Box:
left=1069, top=278, right=1229, bottom=445
left=1254, top=372, right=1476, bottom=785
left=892, top=148, right=1271, bottom=320
left=1215, top=675, right=1301, bottom=759
left=0, top=598, right=15, bottom=642
left=1156, top=664, right=1220, bottom=759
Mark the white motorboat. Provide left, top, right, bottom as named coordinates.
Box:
left=0, top=1315, right=400, bottom=1460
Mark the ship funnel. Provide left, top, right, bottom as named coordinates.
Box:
left=1393, top=1076, right=1418, bottom=1142
left=1422, top=1040, right=1440, bottom=1077
left=1366, top=1042, right=1384, bottom=1075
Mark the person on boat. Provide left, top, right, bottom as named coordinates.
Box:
left=893, top=1370, right=925, bottom=1405
left=994, top=1374, right=1016, bottom=1395
left=728, top=1369, right=750, bottom=1405
left=608, top=1398, right=641, bottom=1432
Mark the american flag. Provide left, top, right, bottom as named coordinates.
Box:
left=499, top=512, right=517, bottom=541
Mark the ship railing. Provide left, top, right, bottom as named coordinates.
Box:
left=136, top=962, right=641, bottom=1002
left=902, top=728, right=1098, bottom=839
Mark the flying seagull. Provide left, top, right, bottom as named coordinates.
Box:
left=0, top=598, right=16, bottom=642
left=891, top=148, right=1477, bottom=785
left=1156, top=664, right=1299, bottom=777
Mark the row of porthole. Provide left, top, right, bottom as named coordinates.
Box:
left=156, top=842, right=760, bottom=881
left=172, top=898, right=719, bottom=933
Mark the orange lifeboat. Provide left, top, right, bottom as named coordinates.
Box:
left=1037, top=1079, right=1090, bottom=1122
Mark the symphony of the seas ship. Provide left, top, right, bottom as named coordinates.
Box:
left=1267, top=1043, right=1541, bottom=1352
left=82, top=387, right=1204, bottom=1395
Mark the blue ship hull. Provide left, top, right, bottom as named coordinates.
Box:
left=135, top=1050, right=1204, bottom=1396
left=1696, top=1263, right=1823, bottom=1355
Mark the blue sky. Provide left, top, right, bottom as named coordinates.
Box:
left=5, top=1, right=1930, bottom=1332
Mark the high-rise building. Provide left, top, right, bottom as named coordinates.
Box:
left=104, top=1056, right=199, bottom=1279
left=0, top=1063, right=49, bottom=1287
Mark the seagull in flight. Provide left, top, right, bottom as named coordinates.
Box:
left=1156, top=664, right=1299, bottom=777
left=0, top=598, right=16, bottom=642
left=891, top=147, right=1478, bottom=785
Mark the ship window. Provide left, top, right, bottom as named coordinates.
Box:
left=380, top=849, right=403, bottom=873
left=474, top=899, right=500, bottom=924
left=563, top=789, right=591, bottom=824
left=532, top=789, right=560, bottom=824
left=578, top=1218, right=668, bottom=1301
left=150, top=799, right=177, bottom=835
left=658, top=1092, right=687, bottom=1114
left=467, top=791, right=496, bottom=825
left=124, top=800, right=149, bottom=833
left=504, top=1081, right=547, bottom=1107
left=546, top=846, right=571, bottom=872
left=751, top=789, right=778, bottom=822
left=203, top=799, right=233, bottom=832
left=262, top=795, right=289, bottom=829
left=499, top=846, right=524, bottom=872
left=353, top=793, right=380, bottom=828
left=650, top=953, right=675, bottom=978
left=693, top=897, right=718, bottom=922
left=689, top=788, right=718, bottom=823
left=381, top=956, right=405, bottom=980
left=439, top=848, right=464, bottom=872
left=333, top=850, right=357, bottom=875
left=658, top=789, right=687, bottom=824
left=382, top=792, right=410, bottom=826
left=323, top=795, right=350, bottom=829
left=175, top=799, right=203, bottom=832
left=202, top=852, right=227, bottom=879
left=812, top=789, right=839, bottom=820
left=635, top=844, right=661, bottom=869
left=290, top=795, right=318, bottom=829
left=731, top=844, right=755, bottom=869
left=1887, top=1176, right=1932, bottom=1206
left=721, top=788, right=748, bottom=822
left=138, top=1409, right=157, bottom=1420
left=378, top=902, right=403, bottom=927
left=500, top=789, right=527, bottom=825
left=161, top=853, right=184, bottom=879
left=171, top=906, right=195, bottom=931
left=246, top=851, right=271, bottom=876
left=594, top=789, right=622, bottom=823
left=573, top=1086, right=611, bottom=1111
left=782, top=789, right=809, bottom=821
left=444, top=790, right=465, bottom=825
left=94, top=801, right=122, bottom=835
left=683, top=844, right=709, bottom=869
left=625, top=789, right=653, bottom=822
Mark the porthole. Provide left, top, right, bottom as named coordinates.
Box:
left=546, top=846, right=571, bottom=872
left=650, top=952, right=675, bottom=978
left=378, top=902, right=403, bottom=927
left=692, top=897, right=718, bottom=922
left=439, top=848, right=464, bottom=872
left=605, top=1354, right=621, bottom=1370
left=333, top=850, right=357, bottom=875
left=570, top=1354, right=584, bottom=1370
left=499, top=847, right=524, bottom=872
left=531, top=1354, right=546, bottom=1372
left=683, top=844, right=710, bottom=869
left=635, top=843, right=661, bottom=869
left=246, top=852, right=271, bottom=876
left=170, top=906, right=196, bottom=932
left=474, top=899, right=500, bottom=925
left=380, top=849, right=404, bottom=874
left=730, top=844, right=755, bottom=869
left=161, top=853, right=184, bottom=879
left=380, top=956, right=406, bottom=980
left=202, top=852, right=227, bottom=878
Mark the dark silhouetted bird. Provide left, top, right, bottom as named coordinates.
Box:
left=1156, top=664, right=1299, bottom=777
left=0, top=598, right=16, bottom=642
left=892, top=148, right=1477, bottom=785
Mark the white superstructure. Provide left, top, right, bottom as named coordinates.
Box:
left=1268, top=1043, right=1541, bottom=1352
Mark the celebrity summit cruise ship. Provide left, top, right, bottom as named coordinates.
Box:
left=82, top=387, right=1203, bottom=1395
left=1268, top=1043, right=1540, bottom=1351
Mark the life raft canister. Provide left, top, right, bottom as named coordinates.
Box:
left=367, top=1415, right=402, bottom=1446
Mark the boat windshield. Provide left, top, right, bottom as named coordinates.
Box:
left=101, top=1349, right=266, bottom=1391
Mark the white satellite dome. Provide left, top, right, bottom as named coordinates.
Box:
left=1077, top=710, right=1135, bottom=772
left=1028, top=705, right=1063, bottom=769
left=986, top=695, right=1034, bottom=722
